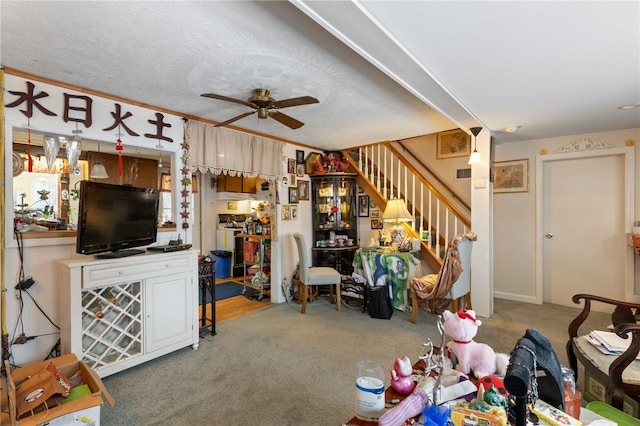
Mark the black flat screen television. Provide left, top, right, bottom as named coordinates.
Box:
left=76, top=181, right=160, bottom=258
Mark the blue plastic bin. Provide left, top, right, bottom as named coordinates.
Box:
left=211, top=250, right=232, bottom=279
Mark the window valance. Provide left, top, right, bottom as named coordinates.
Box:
left=187, top=121, right=283, bottom=181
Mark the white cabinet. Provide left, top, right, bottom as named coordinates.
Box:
left=59, top=250, right=199, bottom=378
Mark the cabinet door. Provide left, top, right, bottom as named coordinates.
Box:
left=242, top=176, right=257, bottom=193
left=81, top=281, right=143, bottom=370
left=145, top=273, right=193, bottom=353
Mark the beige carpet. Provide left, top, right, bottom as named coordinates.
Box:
left=100, top=298, right=608, bottom=425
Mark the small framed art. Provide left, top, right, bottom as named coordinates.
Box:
left=290, top=205, right=298, bottom=220
left=298, top=180, right=309, bottom=201
left=296, top=150, right=305, bottom=164
left=493, top=159, right=529, bottom=193
left=289, top=186, right=299, bottom=204
left=281, top=205, right=291, bottom=220
left=358, top=195, right=369, bottom=217
left=437, top=129, right=471, bottom=159
left=287, top=158, right=296, bottom=174
left=371, top=219, right=383, bottom=229
left=296, top=163, right=305, bottom=177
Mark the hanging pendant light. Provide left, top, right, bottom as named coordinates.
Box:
left=90, top=144, right=109, bottom=179
left=67, top=123, right=83, bottom=171
left=158, top=152, right=164, bottom=168
left=42, top=135, right=60, bottom=171
left=468, top=127, right=483, bottom=165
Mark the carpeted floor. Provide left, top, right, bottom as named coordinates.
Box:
left=100, top=297, right=609, bottom=425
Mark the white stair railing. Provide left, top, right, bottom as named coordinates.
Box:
left=357, top=144, right=470, bottom=260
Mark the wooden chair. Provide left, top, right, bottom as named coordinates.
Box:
left=292, top=233, right=342, bottom=314
left=410, top=237, right=473, bottom=324
left=566, top=294, right=640, bottom=413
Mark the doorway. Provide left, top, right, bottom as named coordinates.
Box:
left=536, top=147, right=635, bottom=312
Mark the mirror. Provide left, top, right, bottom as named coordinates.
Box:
left=12, top=128, right=174, bottom=232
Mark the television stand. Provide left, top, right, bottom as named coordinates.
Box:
left=95, top=248, right=146, bottom=259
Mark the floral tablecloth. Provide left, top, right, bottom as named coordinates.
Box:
left=353, top=249, right=423, bottom=312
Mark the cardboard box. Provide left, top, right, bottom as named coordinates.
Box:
left=243, top=241, right=259, bottom=263
left=5, top=353, right=115, bottom=426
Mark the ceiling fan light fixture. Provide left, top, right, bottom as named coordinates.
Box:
left=468, top=127, right=483, bottom=165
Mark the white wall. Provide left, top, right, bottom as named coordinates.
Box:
left=493, top=127, right=640, bottom=301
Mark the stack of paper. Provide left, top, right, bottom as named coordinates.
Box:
left=586, top=330, right=639, bottom=358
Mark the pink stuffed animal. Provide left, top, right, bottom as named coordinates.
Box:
left=442, top=310, right=509, bottom=379
left=390, top=355, right=416, bottom=395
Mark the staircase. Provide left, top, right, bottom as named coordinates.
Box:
left=343, top=142, right=471, bottom=272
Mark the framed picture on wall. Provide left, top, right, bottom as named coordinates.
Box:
left=436, top=129, right=471, bottom=159
left=358, top=194, right=369, bottom=217
left=298, top=180, right=309, bottom=201
left=370, top=208, right=380, bottom=218
left=287, top=158, right=296, bottom=174
left=281, top=205, right=291, bottom=220
left=289, top=186, right=299, bottom=204
left=371, top=219, right=383, bottom=229
left=296, top=163, right=305, bottom=177
left=290, top=205, right=298, bottom=220
left=493, top=159, right=529, bottom=193
left=296, top=150, right=305, bottom=164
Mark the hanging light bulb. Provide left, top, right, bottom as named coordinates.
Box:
left=90, top=144, right=109, bottom=179
left=468, top=127, right=483, bottom=165
left=158, top=152, right=164, bottom=168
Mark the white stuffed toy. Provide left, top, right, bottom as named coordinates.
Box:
left=442, top=310, right=509, bottom=378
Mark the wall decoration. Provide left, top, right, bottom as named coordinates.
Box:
left=370, top=208, right=380, bottom=218
left=436, top=129, right=471, bottom=159
left=290, top=205, right=298, bottom=220
left=281, top=205, right=291, bottom=220
left=298, top=180, right=309, bottom=201
left=305, top=152, right=323, bottom=174
left=296, top=149, right=305, bottom=164
left=289, top=186, right=299, bottom=204
left=296, top=163, right=305, bottom=177
left=227, top=201, right=238, bottom=211
left=287, top=158, right=295, bottom=174
left=358, top=194, right=369, bottom=217
left=290, top=174, right=296, bottom=186
left=371, top=219, right=383, bottom=229
left=494, top=159, right=529, bottom=193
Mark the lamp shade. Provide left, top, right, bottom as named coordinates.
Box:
left=382, top=198, right=413, bottom=223
left=90, top=161, right=109, bottom=179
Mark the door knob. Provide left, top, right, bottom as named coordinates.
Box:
left=545, top=233, right=553, bottom=238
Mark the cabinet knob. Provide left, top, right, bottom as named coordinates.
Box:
left=118, top=270, right=124, bottom=274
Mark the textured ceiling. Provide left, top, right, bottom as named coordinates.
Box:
left=2, top=1, right=639, bottom=151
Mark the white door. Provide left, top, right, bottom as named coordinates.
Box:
left=146, top=273, right=192, bottom=352
left=539, top=150, right=632, bottom=311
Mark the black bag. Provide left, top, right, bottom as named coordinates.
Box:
left=366, top=285, right=393, bottom=320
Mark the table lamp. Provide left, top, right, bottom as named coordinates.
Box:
left=382, top=198, right=413, bottom=245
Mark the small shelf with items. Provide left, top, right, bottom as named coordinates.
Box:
left=238, top=233, right=271, bottom=301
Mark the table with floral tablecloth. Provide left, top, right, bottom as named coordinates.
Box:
left=353, top=249, right=423, bottom=312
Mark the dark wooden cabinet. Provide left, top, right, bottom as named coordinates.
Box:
left=310, top=173, right=358, bottom=274
left=88, top=152, right=158, bottom=189
left=216, top=175, right=258, bottom=193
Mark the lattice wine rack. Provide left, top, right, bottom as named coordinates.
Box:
left=81, top=281, right=143, bottom=370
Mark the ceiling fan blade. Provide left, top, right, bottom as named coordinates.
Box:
left=269, top=111, right=304, bottom=129
left=271, top=96, right=319, bottom=109
left=201, top=93, right=257, bottom=109
left=214, top=111, right=256, bottom=127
